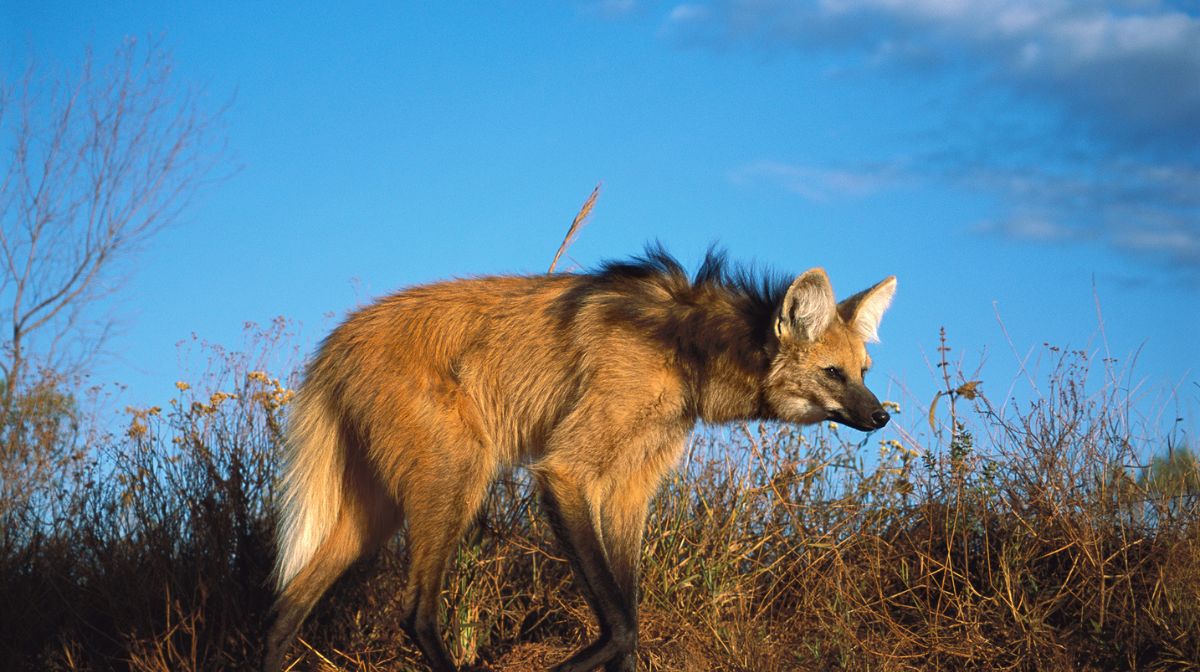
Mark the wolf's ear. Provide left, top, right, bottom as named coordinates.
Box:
left=775, top=268, right=836, bottom=342
left=837, top=276, right=897, bottom=343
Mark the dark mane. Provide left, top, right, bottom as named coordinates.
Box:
left=549, top=244, right=789, bottom=416
left=590, top=242, right=789, bottom=314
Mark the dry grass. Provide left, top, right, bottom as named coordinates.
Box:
left=547, top=183, right=601, bottom=274
left=1, top=320, right=1196, bottom=671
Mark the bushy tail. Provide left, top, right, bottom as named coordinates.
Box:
left=272, top=384, right=344, bottom=592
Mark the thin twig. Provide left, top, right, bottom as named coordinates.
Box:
left=548, top=182, right=601, bottom=273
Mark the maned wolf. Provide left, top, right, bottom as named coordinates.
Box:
left=265, top=247, right=896, bottom=672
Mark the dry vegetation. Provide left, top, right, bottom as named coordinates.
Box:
left=0, top=319, right=1196, bottom=672
left=5, top=39, right=1194, bottom=672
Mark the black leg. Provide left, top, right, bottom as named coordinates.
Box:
left=538, top=475, right=637, bottom=672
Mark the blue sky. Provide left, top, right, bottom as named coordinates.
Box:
left=4, top=1, right=1198, bottom=446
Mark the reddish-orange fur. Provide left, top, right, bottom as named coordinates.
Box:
left=265, top=247, right=896, bottom=672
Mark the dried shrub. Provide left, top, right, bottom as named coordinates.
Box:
left=0, top=327, right=1195, bottom=672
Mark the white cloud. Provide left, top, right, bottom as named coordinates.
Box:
left=977, top=214, right=1079, bottom=242
left=669, top=4, right=709, bottom=23
left=663, top=1, right=1200, bottom=148
left=1118, top=230, right=1198, bottom=253
left=730, top=160, right=905, bottom=201
left=738, top=156, right=1200, bottom=274
left=966, top=161, right=1200, bottom=271
left=584, top=0, right=640, bottom=18
left=662, top=1, right=1200, bottom=276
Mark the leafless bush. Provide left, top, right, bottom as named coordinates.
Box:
left=0, top=37, right=224, bottom=471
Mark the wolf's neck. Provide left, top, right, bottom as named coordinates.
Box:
left=668, top=293, right=772, bottom=424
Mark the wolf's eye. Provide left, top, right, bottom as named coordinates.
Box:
left=823, top=366, right=846, bottom=382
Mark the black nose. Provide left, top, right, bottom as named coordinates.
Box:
left=871, top=410, right=891, bottom=428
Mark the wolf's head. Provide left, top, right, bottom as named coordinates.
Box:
left=765, top=269, right=897, bottom=431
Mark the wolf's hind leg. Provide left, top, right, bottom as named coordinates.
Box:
left=393, top=436, right=497, bottom=672
left=264, top=462, right=401, bottom=671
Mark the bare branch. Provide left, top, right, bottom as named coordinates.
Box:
left=1, top=37, right=226, bottom=458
